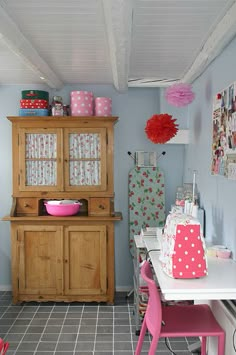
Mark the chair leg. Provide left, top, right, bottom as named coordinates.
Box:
left=135, top=318, right=147, bottom=355
left=201, top=336, right=206, bottom=355
left=148, top=334, right=160, bottom=355
left=218, top=333, right=225, bottom=355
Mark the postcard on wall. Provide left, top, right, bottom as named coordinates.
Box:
left=211, top=81, right=236, bottom=178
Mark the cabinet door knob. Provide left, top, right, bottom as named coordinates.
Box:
left=99, top=205, right=105, bottom=209
left=64, top=259, right=68, bottom=263
left=24, top=203, right=29, bottom=207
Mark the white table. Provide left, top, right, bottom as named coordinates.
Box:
left=144, top=238, right=236, bottom=301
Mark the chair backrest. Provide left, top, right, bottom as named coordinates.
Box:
left=141, top=261, right=163, bottom=337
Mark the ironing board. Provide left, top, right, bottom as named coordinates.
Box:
left=128, top=166, right=166, bottom=255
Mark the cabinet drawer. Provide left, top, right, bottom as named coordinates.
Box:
left=89, top=198, right=113, bottom=216
left=16, top=198, right=38, bottom=216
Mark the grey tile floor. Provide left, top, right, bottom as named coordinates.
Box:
left=0, top=291, right=200, bottom=355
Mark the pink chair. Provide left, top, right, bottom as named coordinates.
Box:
left=0, top=338, right=9, bottom=355
left=135, top=261, right=225, bottom=355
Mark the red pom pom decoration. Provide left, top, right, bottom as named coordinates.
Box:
left=145, top=114, right=179, bottom=144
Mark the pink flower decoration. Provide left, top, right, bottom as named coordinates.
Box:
left=165, top=83, right=195, bottom=107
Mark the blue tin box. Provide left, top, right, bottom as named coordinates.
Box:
left=19, top=109, right=49, bottom=116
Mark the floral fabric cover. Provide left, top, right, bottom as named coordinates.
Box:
left=159, top=212, right=207, bottom=279
left=25, top=133, right=57, bottom=186
left=25, top=133, right=101, bottom=186
left=69, top=133, right=100, bottom=186
left=129, top=167, right=165, bottom=255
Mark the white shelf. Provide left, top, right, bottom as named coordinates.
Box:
left=166, top=129, right=189, bottom=144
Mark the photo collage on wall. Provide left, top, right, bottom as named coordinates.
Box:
left=211, top=82, right=236, bottom=179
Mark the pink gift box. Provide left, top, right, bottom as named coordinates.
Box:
left=95, top=97, right=112, bottom=116
left=70, top=91, right=94, bottom=116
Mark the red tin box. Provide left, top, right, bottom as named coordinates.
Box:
left=20, top=99, right=48, bottom=109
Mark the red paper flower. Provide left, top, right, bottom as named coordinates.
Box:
left=145, top=114, right=179, bottom=144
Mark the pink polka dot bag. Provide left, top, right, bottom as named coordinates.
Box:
left=159, top=212, right=207, bottom=279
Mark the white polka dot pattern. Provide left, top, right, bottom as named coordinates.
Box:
left=70, top=91, right=93, bottom=116
left=95, top=97, right=112, bottom=117
left=172, top=224, right=207, bottom=278
left=160, top=213, right=207, bottom=279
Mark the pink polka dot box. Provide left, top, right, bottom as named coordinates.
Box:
left=159, top=212, right=207, bottom=279
left=70, top=91, right=93, bottom=116
left=95, top=97, right=112, bottom=116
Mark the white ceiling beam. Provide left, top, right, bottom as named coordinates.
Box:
left=128, top=78, right=179, bottom=88
left=102, top=0, right=133, bottom=92
left=0, top=2, right=63, bottom=89
left=182, top=0, right=236, bottom=84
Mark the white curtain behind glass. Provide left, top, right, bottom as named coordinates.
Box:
left=25, top=133, right=57, bottom=186
left=69, top=133, right=100, bottom=186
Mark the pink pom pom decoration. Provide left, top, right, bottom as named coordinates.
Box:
left=165, top=83, right=195, bottom=107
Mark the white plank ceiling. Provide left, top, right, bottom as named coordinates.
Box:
left=0, top=0, right=236, bottom=91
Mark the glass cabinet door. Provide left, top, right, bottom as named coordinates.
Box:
left=64, top=128, right=107, bottom=191
left=19, top=128, right=63, bottom=191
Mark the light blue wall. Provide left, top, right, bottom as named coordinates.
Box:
left=182, top=36, right=236, bottom=259
left=0, top=84, right=186, bottom=289
left=2, top=35, right=235, bottom=289
left=160, top=90, right=189, bottom=130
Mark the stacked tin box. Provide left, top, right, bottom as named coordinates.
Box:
left=19, top=90, right=49, bottom=116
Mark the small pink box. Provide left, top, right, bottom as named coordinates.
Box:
left=95, top=97, right=112, bottom=116
left=216, top=249, right=231, bottom=259
left=70, top=91, right=93, bottom=116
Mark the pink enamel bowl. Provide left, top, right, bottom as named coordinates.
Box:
left=44, top=200, right=82, bottom=216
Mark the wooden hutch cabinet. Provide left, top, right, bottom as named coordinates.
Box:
left=4, top=116, right=122, bottom=304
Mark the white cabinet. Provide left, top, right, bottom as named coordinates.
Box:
left=208, top=300, right=236, bottom=355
